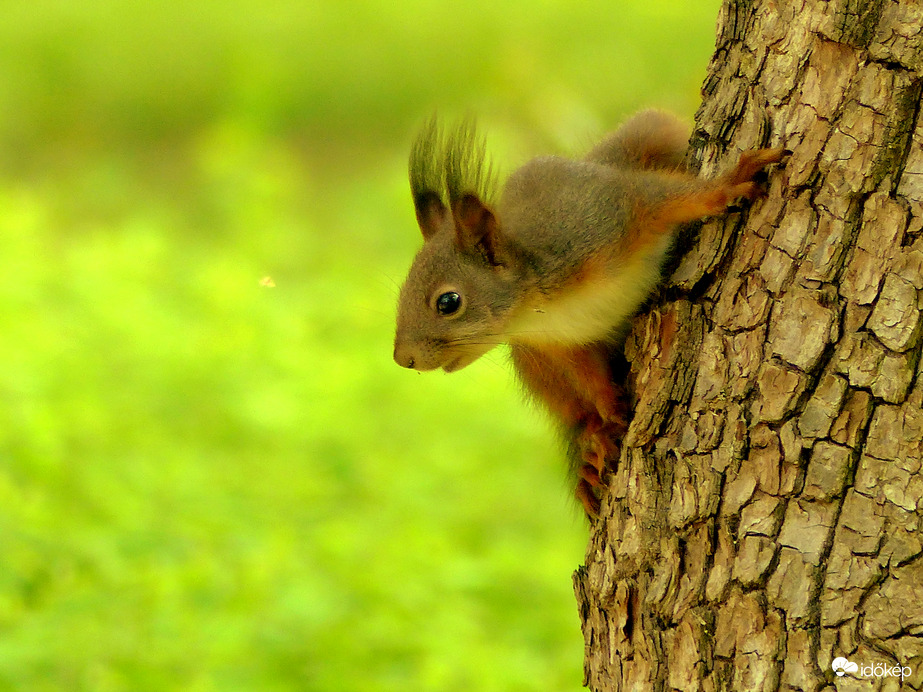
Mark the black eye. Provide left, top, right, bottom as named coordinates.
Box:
left=436, top=291, right=462, bottom=316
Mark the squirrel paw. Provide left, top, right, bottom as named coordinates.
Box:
left=579, top=418, right=626, bottom=473
left=574, top=418, right=627, bottom=519
left=577, top=462, right=603, bottom=488
left=575, top=478, right=601, bottom=518
left=728, top=148, right=788, bottom=186
left=725, top=147, right=788, bottom=201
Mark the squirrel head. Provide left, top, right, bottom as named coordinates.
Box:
left=394, top=118, right=521, bottom=372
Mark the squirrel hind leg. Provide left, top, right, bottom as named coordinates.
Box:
left=511, top=342, right=630, bottom=519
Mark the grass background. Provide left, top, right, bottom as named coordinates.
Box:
left=0, top=1, right=718, bottom=690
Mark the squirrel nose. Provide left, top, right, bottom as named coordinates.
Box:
left=393, top=343, right=417, bottom=370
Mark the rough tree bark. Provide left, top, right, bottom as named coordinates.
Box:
left=574, top=1, right=923, bottom=690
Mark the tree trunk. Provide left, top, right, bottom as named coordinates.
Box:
left=574, top=1, right=923, bottom=690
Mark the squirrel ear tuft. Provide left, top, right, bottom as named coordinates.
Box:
left=414, top=192, right=448, bottom=241
left=453, top=194, right=503, bottom=265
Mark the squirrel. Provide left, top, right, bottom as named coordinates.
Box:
left=393, top=110, right=785, bottom=517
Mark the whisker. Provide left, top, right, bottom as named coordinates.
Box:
left=479, top=351, right=512, bottom=376
left=371, top=271, right=404, bottom=298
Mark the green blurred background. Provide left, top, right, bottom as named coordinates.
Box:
left=0, top=1, right=718, bottom=690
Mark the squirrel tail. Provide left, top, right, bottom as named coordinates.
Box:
left=584, top=109, right=689, bottom=173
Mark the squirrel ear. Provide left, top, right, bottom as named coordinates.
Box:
left=414, top=192, right=448, bottom=241
left=453, top=194, right=503, bottom=265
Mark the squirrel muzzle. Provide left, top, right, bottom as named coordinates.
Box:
left=393, top=336, right=488, bottom=372
left=393, top=338, right=446, bottom=371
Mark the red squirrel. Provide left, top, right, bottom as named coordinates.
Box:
left=393, top=110, right=784, bottom=517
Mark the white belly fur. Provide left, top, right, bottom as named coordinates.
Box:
left=506, top=255, right=666, bottom=346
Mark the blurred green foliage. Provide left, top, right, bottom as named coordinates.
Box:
left=0, top=1, right=718, bottom=690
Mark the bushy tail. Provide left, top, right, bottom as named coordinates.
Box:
left=585, top=109, right=689, bottom=173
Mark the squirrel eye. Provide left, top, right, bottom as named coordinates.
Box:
left=435, top=291, right=462, bottom=316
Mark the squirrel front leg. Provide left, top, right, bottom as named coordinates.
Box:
left=624, top=147, right=786, bottom=256
left=510, top=342, right=628, bottom=517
